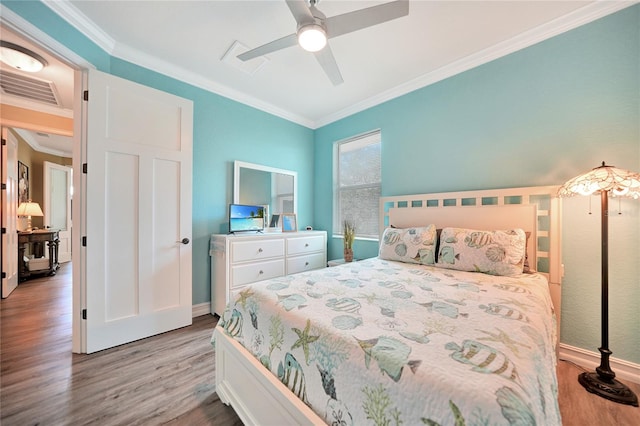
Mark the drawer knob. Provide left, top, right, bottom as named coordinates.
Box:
left=259, top=270, right=264, bottom=275
left=305, top=243, right=309, bottom=247
left=305, top=262, right=309, bottom=266
left=258, top=248, right=263, bottom=253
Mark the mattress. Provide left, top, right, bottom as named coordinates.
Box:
left=215, top=257, right=561, bottom=425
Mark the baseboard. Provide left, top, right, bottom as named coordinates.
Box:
left=558, top=343, right=640, bottom=385
left=192, top=302, right=212, bottom=318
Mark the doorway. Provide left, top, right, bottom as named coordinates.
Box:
left=2, top=9, right=195, bottom=355
left=2, top=127, right=73, bottom=290
left=0, top=20, right=76, bottom=346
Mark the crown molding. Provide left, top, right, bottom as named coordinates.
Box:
left=42, top=0, right=636, bottom=130
left=42, top=0, right=116, bottom=54
left=0, top=3, right=93, bottom=70
left=13, top=128, right=72, bottom=158
left=313, top=1, right=637, bottom=128
left=111, top=42, right=315, bottom=129
left=44, top=0, right=315, bottom=129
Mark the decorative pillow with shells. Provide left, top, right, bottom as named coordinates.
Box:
left=378, top=225, right=437, bottom=265
left=435, top=227, right=526, bottom=276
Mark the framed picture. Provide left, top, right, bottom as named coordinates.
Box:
left=281, top=213, right=297, bottom=232
left=269, top=214, right=280, bottom=228
left=18, top=161, right=29, bottom=203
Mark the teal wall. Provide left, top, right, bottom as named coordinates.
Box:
left=7, top=2, right=639, bottom=364
left=315, top=6, right=640, bottom=363
left=109, top=58, right=315, bottom=306
left=4, top=1, right=315, bottom=307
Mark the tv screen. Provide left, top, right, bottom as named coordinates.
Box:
left=229, top=204, right=265, bottom=233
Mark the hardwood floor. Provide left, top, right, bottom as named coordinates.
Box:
left=0, top=264, right=242, bottom=425
left=1, top=264, right=638, bottom=425
left=557, top=359, right=640, bottom=425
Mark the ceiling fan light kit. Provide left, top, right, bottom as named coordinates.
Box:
left=238, top=0, right=409, bottom=85
left=298, top=24, right=327, bottom=52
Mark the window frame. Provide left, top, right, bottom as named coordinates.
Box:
left=333, top=129, right=381, bottom=241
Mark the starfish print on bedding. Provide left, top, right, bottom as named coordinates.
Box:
left=358, top=291, right=384, bottom=305
left=477, top=328, right=530, bottom=355
left=235, top=288, right=254, bottom=309
left=291, top=319, right=320, bottom=365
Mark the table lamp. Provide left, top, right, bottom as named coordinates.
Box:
left=558, top=161, right=639, bottom=406
left=17, top=201, right=44, bottom=231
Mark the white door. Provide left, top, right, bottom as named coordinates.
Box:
left=85, top=70, right=193, bottom=353
left=1, top=127, right=19, bottom=298
left=43, top=161, right=72, bottom=263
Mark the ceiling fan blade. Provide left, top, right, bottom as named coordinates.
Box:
left=285, top=0, right=314, bottom=25
left=326, top=0, right=409, bottom=39
left=237, top=33, right=298, bottom=61
left=314, top=44, right=343, bottom=86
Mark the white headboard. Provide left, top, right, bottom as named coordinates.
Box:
left=379, top=186, right=563, bottom=324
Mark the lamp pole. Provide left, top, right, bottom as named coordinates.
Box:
left=577, top=188, right=638, bottom=406
left=595, top=190, right=614, bottom=382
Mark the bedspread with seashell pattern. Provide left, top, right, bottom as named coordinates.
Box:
left=215, top=257, right=560, bottom=425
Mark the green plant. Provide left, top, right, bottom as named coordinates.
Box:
left=343, top=220, right=356, bottom=250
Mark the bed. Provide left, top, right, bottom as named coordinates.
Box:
left=212, top=186, right=563, bottom=425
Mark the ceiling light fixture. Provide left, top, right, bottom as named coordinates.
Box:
left=297, top=24, right=327, bottom=52
left=0, top=41, right=47, bottom=73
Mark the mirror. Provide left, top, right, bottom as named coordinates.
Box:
left=233, top=161, right=297, bottom=223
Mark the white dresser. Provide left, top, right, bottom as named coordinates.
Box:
left=210, top=231, right=327, bottom=315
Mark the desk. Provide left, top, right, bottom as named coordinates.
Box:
left=18, top=230, right=59, bottom=281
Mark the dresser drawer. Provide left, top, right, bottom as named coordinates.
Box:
left=232, top=239, right=284, bottom=263
left=287, top=253, right=326, bottom=275
left=287, top=235, right=325, bottom=256
left=232, top=259, right=285, bottom=287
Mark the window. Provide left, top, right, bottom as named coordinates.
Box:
left=334, top=130, right=381, bottom=239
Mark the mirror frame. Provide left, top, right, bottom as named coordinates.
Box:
left=233, top=161, right=298, bottom=215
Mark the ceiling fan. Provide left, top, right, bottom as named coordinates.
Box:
left=237, top=0, right=409, bottom=86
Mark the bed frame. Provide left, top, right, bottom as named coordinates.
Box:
left=214, top=185, right=562, bottom=426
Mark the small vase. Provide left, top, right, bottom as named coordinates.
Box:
left=344, top=248, right=353, bottom=262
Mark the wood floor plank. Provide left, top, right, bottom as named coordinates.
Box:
left=2, top=263, right=638, bottom=425
left=557, top=358, right=640, bottom=425
left=1, top=264, right=242, bottom=425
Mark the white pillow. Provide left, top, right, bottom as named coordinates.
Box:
left=379, top=225, right=437, bottom=265
left=436, top=227, right=526, bottom=276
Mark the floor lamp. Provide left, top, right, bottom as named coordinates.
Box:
left=558, top=162, right=639, bottom=407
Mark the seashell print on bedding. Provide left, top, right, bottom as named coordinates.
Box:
left=436, top=227, right=527, bottom=276
left=379, top=225, right=437, bottom=265
left=216, top=257, right=561, bottom=425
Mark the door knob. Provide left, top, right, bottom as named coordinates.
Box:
left=178, top=238, right=190, bottom=245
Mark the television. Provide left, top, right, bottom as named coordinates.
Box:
left=229, top=204, right=265, bottom=233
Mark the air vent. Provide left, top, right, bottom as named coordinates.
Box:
left=0, top=69, right=60, bottom=106
left=221, top=41, right=268, bottom=75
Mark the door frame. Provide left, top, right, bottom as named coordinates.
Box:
left=1, top=127, right=19, bottom=298
left=1, top=6, right=93, bottom=353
